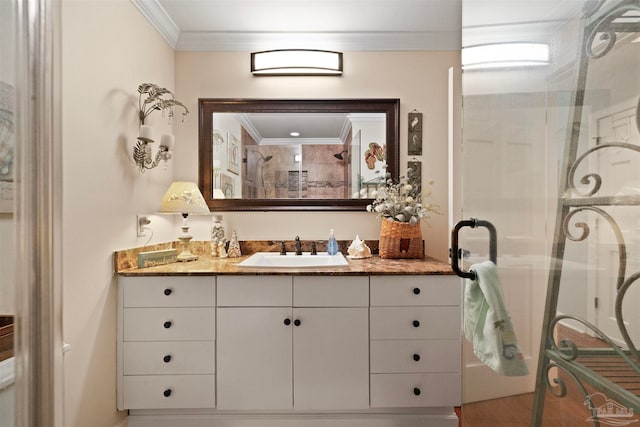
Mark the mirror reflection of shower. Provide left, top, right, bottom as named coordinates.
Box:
left=257, top=151, right=272, bottom=198
left=333, top=149, right=349, bottom=161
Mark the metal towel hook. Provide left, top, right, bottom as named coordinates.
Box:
left=450, top=218, right=497, bottom=280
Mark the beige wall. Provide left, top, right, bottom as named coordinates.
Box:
left=175, top=51, right=460, bottom=260
left=61, top=1, right=176, bottom=425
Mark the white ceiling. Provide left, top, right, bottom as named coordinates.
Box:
left=132, top=0, right=592, bottom=52
left=132, top=0, right=462, bottom=51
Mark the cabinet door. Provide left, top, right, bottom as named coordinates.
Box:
left=217, top=307, right=292, bottom=409
left=293, top=307, right=369, bottom=410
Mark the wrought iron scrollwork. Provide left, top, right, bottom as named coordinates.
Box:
left=585, top=3, right=640, bottom=59
left=567, top=142, right=640, bottom=197
left=562, top=206, right=627, bottom=290
left=549, top=315, right=640, bottom=375
left=544, top=362, right=600, bottom=426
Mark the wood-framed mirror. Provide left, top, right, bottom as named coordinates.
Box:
left=198, top=98, right=400, bottom=211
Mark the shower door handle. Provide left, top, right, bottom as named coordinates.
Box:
left=450, top=218, right=497, bottom=280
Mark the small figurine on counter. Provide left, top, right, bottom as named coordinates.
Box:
left=211, top=214, right=226, bottom=257
left=227, top=230, right=242, bottom=258
left=218, top=240, right=228, bottom=258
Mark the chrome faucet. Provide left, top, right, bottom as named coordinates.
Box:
left=295, top=236, right=303, bottom=255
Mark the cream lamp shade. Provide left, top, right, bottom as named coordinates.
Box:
left=160, top=181, right=210, bottom=214
left=159, top=182, right=209, bottom=262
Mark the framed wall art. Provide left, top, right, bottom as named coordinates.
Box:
left=227, top=132, right=240, bottom=175
left=407, top=159, right=422, bottom=194
left=408, top=110, right=423, bottom=156
left=0, top=82, right=15, bottom=213
left=220, top=173, right=234, bottom=198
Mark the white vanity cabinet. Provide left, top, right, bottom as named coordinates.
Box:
left=216, top=275, right=369, bottom=410
left=117, top=270, right=461, bottom=427
left=117, top=276, right=216, bottom=410
left=369, top=275, right=461, bottom=408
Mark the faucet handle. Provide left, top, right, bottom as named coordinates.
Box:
left=279, top=241, right=287, bottom=255
left=310, top=241, right=317, bottom=255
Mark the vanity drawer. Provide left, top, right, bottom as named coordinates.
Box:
left=370, top=339, right=460, bottom=373
left=123, top=374, right=215, bottom=409
left=370, top=373, right=461, bottom=407
left=123, top=341, right=215, bottom=375
left=293, top=276, right=368, bottom=307
left=121, top=276, right=215, bottom=308
left=217, top=276, right=292, bottom=306
left=370, top=275, right=459, bottom=307
left=370, top=307, right=460, bottom=340
left=123, top=307, right=215, bottom=341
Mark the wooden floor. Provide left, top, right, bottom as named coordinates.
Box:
left=461, top=390, right=598, bottom=427
left=461, top=326, right=636, bottom=426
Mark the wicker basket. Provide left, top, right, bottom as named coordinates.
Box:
left=378, top=219, right=424, bottom=259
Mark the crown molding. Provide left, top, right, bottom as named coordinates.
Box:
left=130, top=0, right=180, bottom=48
left=175, top=31, right=461, bottom=51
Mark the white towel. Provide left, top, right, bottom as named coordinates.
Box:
left=463, top=260, right=529, bottom=376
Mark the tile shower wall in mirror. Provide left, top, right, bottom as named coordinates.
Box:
left=211, top=112, right=386, bottom=200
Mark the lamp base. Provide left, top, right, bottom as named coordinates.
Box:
left=176, top=235, right=198, bottom=262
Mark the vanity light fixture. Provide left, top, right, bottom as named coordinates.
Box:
left=461, top=42, right=550, bottom=70
left=159, top=182, right=210, bottom=262
left=251, top=49, right=343, bottom=76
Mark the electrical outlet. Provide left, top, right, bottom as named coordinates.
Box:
left=137, top=215, right=151, bottom=237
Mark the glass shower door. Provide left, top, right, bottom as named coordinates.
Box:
left=461, top=0, right=640, bottom=425
left=459, top=0, right=590, bottom=424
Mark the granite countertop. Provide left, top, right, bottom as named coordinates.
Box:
left=117, top=254, right=454, bottom=276
left=114, top=241, right=454, bottom=276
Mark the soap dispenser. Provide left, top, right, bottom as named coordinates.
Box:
left=327, top=229, right=339, bottom=255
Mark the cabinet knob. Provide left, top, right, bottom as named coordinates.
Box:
left=163, top=355, right=172, bottom=363
left=413, top=353, right=421, bottom=362
left=163, top=321, right=173, bottom=329
left=164, top=288, right=173, bottom=296
left=412, top=320, right=420, bottom=328
left=413, top=387, right=421, bottom=396
left=413, top=287, right=421, bottom=295
left=163, top=389, right=172, bottom=397
left=294, top=319, right=301, bottom=327
left=284, top=318, right=291, bottom=326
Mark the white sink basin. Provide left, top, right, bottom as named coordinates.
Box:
left=237, top=252, right=349, bottom=268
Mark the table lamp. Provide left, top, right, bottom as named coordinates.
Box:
left=159, top=181, right=210, bottom=261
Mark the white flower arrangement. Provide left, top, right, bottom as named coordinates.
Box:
left=366, top=169, right=439, bottom=225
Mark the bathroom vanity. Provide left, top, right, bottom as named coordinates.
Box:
left=115, top=251, right=461, bottom=427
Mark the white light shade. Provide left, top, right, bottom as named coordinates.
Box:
left=160, top=182, right=210, bottom=214
left=160, top=134, right=174, bottom=149
left=462, top=43, right=549, bottom=70
left=213, top=189, right=225, bottom=199
left=138, top=125, right=153, bottom=141
left=251, top=49, right=343, bottom=76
